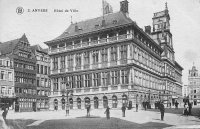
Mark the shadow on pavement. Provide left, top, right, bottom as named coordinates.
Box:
left=7, top=117, right=173, bottom=129
left=7, top=119, right=36, bottom=129
left=76, top=115, right=101, bottom=118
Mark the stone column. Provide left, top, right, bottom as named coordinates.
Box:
left=117, top=45, right=120, bottom=65
left=107, top=47, right=111, bottom=67
left=65, top=55, right=68, bottom=72
left=127, top=44, right=131, bottom=63
left=58, top=56, right=61, bottom=73
left=98, top=50, right=101, bottom=68
left=89, top=51, right=93, bottom=69
left=81, top=53, right=84, bottom=70
left=73, top=54, right=76, bottom=71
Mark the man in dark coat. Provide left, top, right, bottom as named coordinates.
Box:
left=105, top=106, right=110, bottom=119
left=159, top=101, right=165, bottom=121
left=86, top=104, right=91, bottom=117
left=121, top=105, right=126, bottom=117
left=175, top=101, right=179, bottom=109
left=2, top=107, right=8, bottom=122
left=136, top=103, right=138, bottom=112
left=188, top=102, right=192, bottom=115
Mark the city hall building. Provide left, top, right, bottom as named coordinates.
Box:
left=45, top=0, right=183, bottom=110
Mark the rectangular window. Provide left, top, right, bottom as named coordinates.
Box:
left=53, top=78, right=58, bottom=90
left=67, top=55, right=74, bottom=68
left=76, top=75, right=82, bottom=88
left=121, top=70, right=128, bottom=84
left=101, top=48, right=108, bottom=62
left=92, top=50, right=99, bottom=64
left=111, top=46, right=117, bottom=61
left=85, top=74, right=90, bottom=87
left=120, top=45, right=127, bottom=60
left=0, top=71, right=5, bottom=80
left=84, top=52, right=90, bottom=65
left=37, top=64, right=40, bottom=73
left=93, top=73, right=99, bottom=87
left=61, top=56, right=65, bottom=69
left=53, top=57, right=58, bottom=70
left=76, top=53, right=82, bottom=67
left=40, top=65, right=43, bottom=74
left=102, top=72, right=107, bottom=86
left=111, top=71, right=119, bottom=85
left=44, top=66, right=47, bottom=75
left=8, top=72, right=13, bottom=81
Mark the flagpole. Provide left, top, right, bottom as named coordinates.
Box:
left=102, top=0, right=104, bottom=19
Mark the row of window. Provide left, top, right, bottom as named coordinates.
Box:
left=15, top=87, right=37, bottom=95
left=133, top=45, right=162, bottom=74
left=53, top=69, right=129, bottom=90
left=18, top=52, right=31, bottom=58
left=15, top=76, right=35, bottom=84
left=0, top=59, right=13, bottom=67
left=37, top=90, right=50, bottom=96
left=1, top=86, right=13, bottom=95
left=52, top=45, right=127, bottom=70
left=36, top=77, right=51, bottom=87
left=36, top=64, right=50, bottom=75
left=134, top=69, right=164, bottom=90
left=36, top=56, right=49, bottom=62
left=0, top=70, right=13, bottom=81
left=15, top=62, right=35, bottom=70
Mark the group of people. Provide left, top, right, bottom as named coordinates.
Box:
left=104, top=104, right=127, bottom=119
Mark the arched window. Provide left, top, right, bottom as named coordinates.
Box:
left=122, top=94, right=128, bottom=107
left=77, top=98, right=81, bottom=109
left=69, top=98, right=73, bottom=109
left=112, top=95, right=118, bottom=108
left=103, top=96, right=108, bottom=108
left=85, top=97, right=90, bottom=109
left=94, top=97, right=99, bottom=109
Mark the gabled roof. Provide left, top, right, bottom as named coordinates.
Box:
left=45, top=11, right=133, bottom=44
left=30, top=44, right=48, bottom=54
left=0, top=34, right=28, bottom=55
left=0, top=38, right=20, bottom=55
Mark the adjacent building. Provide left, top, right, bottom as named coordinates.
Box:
left=45, top=0, right=183, bottom=110
left=187, top=65, right=200, bottom=106
left=0, top=56, right=15, bottom=108
left=0, top=34, right=37, bottom=112
left=31, top=45, right=51, bottom=110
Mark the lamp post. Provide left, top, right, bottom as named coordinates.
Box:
left=62, top=83, right=73, bottom=115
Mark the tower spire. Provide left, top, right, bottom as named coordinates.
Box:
left=165, top=2, right=168, bottom=10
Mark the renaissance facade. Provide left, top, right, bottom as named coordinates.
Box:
left=45, top=0, right=183, bottom=110
left=0, top=34, right=37, bottom=112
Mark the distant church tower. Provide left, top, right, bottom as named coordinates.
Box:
left=151, top=3, right=175, bottom=63
left=189, top=65, right=198, bottom=77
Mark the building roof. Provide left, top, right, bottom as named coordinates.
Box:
left=45, top=11, right=133, bottom=44
left=0, top=38, right=20, bottom=55
left=30, top=44, right=48, bottom=54
left=0, top=34, right=28, bottom=55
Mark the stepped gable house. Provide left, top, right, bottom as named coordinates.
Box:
left=0, top=34, right=37, bottom=112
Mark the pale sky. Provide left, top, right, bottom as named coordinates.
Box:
left=0, top=0, right=200, bottom=85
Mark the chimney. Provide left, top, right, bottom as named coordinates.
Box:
left=145, top=25, right=151, bottom=34
left=75, top=23, right=78, bottom=32
left=102, top=19, right=106, bottom=27
left=120, top=0, right=129, bottom=15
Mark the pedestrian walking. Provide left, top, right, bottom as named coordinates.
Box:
left=175, top=101, right=179, bottom=109
left=86, top=103, right=91, bottom=117
left=159, top=101, right=165, bottom=121
left=104, top=106, right=110, bottom=119
left=121, top=104, right=126, bottom=117
left=66, top=103, right=70, bottom=116
left=188, top=102, right=192, bottom=115
left=2, top=107, right=8, bottom=122
left=136, top=103, right=138, bottom=112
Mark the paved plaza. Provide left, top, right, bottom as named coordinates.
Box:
left=1, top=108, right=200, bottom=129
